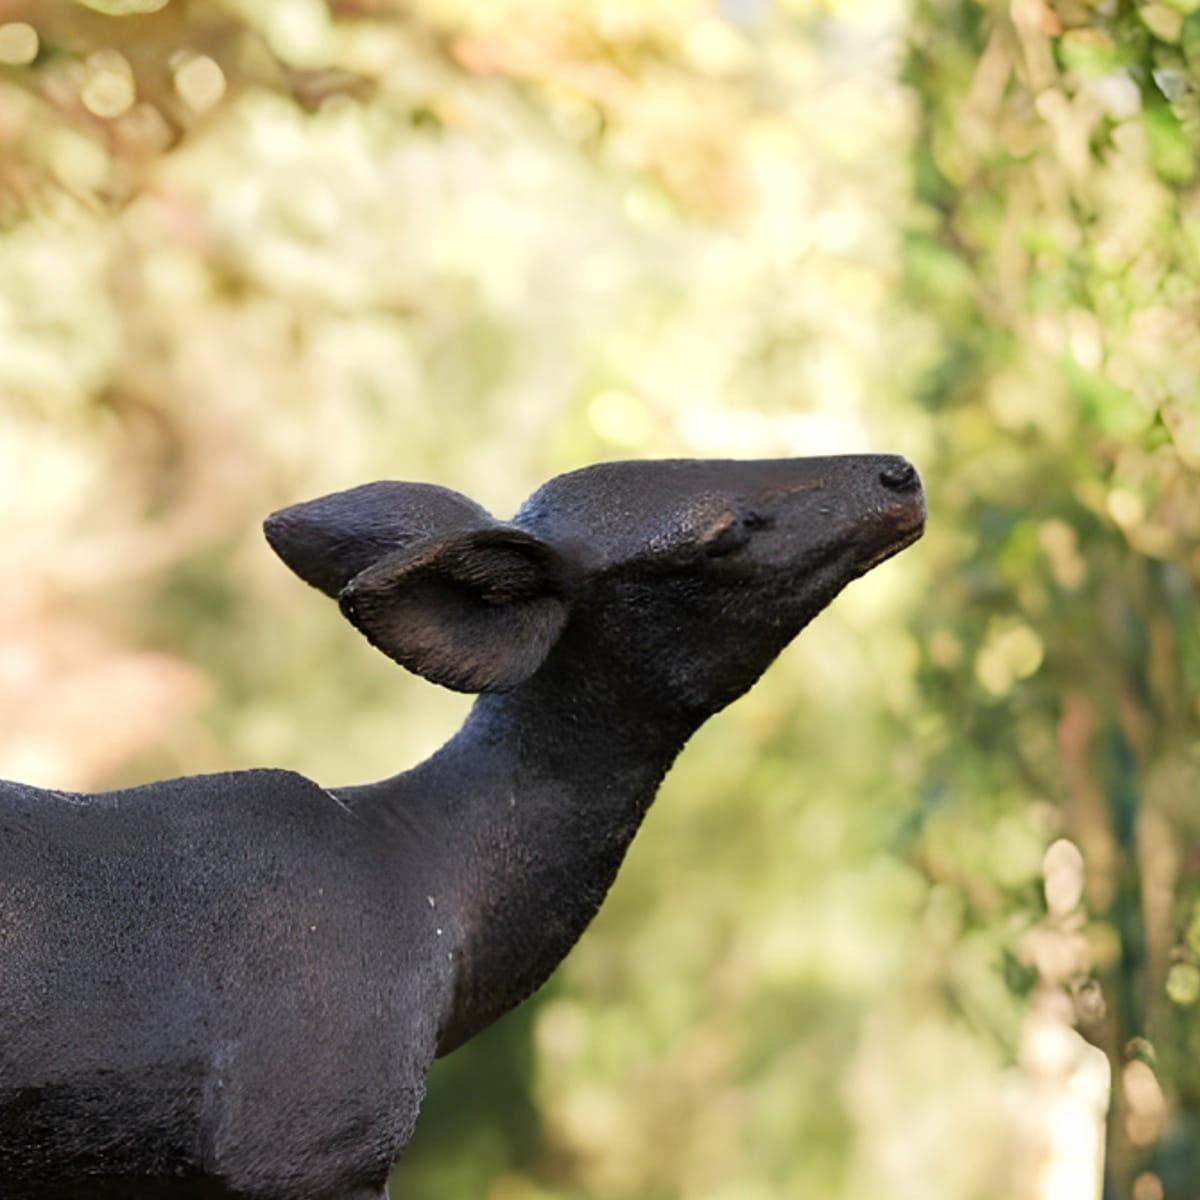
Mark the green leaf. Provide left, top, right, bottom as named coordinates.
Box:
left=1144, top=102, right=1197, bottom=183
left=1058, top=30, right=1123, bottom=76
left=1167, top=962, right=1200, bottom=1005
left=1059, top=353, right=1148, bottom=436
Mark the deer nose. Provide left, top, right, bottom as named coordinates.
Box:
left=878, top=459, right=919, bottom=493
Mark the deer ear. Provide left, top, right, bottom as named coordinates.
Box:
left=264, top=482, right=496, bottom=598
left=338, top=528, right=572, bottom=693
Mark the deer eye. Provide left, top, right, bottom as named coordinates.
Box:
left=703, top=511, right=769, bottom=558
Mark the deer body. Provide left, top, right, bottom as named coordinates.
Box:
left=0, top=456, right=924, bottom=1199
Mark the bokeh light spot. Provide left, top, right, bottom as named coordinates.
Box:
left=1165, top=962, right=1200, bottom=1006
left=174, top=54, right=227, bottom=113
left=1122, top=1059, right=1167, bottom=1146
left=73, top=0, right=170, bottom=12
left=265, top=0, right=333, bottom=69
left=1106, top=488, right=1144, bottom=529
left=1043, top=839, right=1084, bottom=918
left=0, top=22, right=38, bottom=66
left=975, top=621, right=1044, bottom=696
left=81, top=50, right=136, bottom=119
left=1133, top=1172, right=1165, bottom=1200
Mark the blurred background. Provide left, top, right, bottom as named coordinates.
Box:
left=1, top=0, right=1199, bottom=1196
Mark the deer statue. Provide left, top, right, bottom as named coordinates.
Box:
left=0, top=455, right=924, bottom=1199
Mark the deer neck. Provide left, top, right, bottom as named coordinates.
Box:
left=353, top=662, right=699, bottom=1055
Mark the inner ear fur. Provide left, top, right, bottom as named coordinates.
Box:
left=339, top=528, right=572, bottom=693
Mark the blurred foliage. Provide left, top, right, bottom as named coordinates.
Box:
left=1, top=1, right=1198, bottom=1198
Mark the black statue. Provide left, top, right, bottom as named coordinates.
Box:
left=0, top=455, right=924, bottom=1199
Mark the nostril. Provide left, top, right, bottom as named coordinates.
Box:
left=879, top=460, right=918, bottom=493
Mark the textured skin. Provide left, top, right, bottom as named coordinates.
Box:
left=0, top=455, right=923, bottom=1199
left=0, top=771, right=438, bottom=1198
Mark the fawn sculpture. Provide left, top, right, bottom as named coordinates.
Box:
left=0, top=455, right=924, bottom=1199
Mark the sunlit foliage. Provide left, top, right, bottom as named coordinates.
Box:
left=1, top=2, right=1197, bottom=1198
